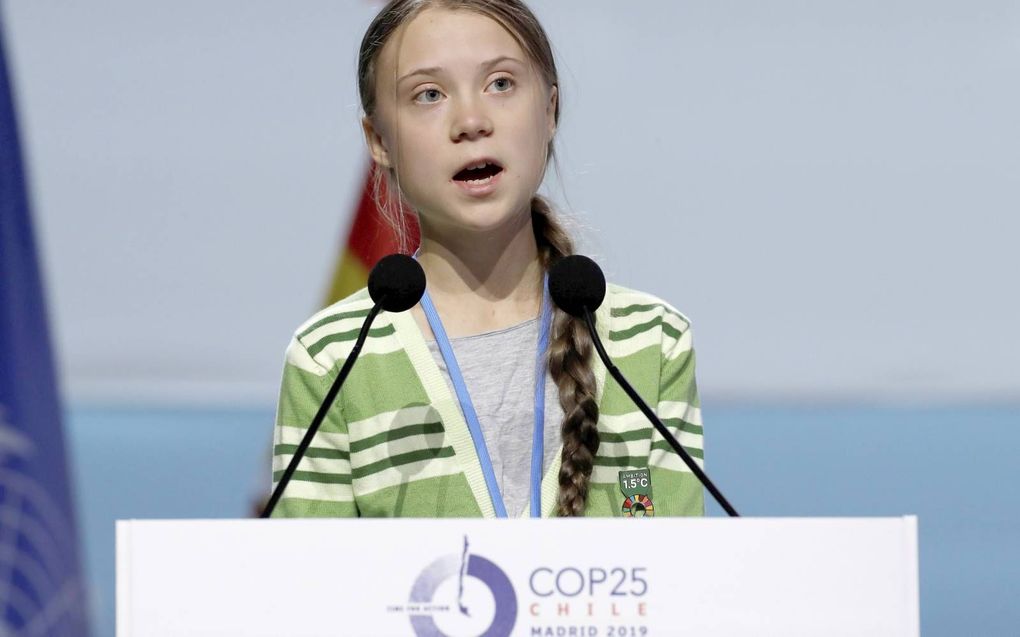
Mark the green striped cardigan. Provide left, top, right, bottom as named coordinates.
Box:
left=271, top=283, right=704, bottom=518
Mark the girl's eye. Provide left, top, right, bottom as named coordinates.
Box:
left=414, top=88, right=443, bottom=104
left=489, top=76, right=515, bottom=92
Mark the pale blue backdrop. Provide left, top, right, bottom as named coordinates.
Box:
left=68, top=404, right=1019, bottom=636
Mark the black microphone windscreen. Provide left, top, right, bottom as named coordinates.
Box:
left=368, top=254, right=426, bottom=312
left=548, top=255, right=607, bottom=317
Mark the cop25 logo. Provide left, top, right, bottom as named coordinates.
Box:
left=408, top=536, right=517, bottom=637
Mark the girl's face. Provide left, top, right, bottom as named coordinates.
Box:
left=364, top=8, right=557, bottom=240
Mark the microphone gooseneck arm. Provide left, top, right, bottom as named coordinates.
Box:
left=582, top=308, right=740, bottom=518
left=261, top=301, right=383, bottom=518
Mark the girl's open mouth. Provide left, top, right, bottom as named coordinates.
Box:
left=453, top=161, right=504, bottom=184
left=452, top=161, right=504, bottom=196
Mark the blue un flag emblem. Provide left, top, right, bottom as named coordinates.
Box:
left=0, top=13, right=92, bottom=634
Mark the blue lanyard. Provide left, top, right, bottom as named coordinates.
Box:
left=418, top=274, right=553, bottom=518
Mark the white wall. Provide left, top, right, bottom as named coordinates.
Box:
left=4, top=1, right=1018, bottom=405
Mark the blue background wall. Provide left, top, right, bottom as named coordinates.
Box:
left=3, top=1, right=1018, bottom=407
left=68, top=404, right=1019, bottom=636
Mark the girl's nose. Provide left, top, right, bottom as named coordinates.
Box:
left=449, top=97, right=493, bottom=142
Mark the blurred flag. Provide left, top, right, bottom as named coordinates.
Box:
left=252, top=164, right=418, bottom=515
left=0, top=18, right=92, bottom=636
left=322, top=162, right=419, bottom=305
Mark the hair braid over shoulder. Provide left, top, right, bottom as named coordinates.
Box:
left=532, top=196, right=600, bottom=517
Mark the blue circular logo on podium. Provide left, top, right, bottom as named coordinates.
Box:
left=409, top=537, right=517, bottom=637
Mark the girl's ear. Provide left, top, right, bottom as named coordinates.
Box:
left=362, top=116, right=392, bottom=169
left=546, top=85, right=559, bottom=140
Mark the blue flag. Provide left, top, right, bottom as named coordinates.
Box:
left=0, top=16, right=91, bottom=636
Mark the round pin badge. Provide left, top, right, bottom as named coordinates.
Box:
left=621, top=494, right=654, bottom=517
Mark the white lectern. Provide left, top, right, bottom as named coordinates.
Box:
left=117, top=517, right=919, bottom=636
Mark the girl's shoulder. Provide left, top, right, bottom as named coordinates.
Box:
left=285, top=287, right=381, bottom=370
left=604, top=282, right=693, bottom=332
left=292, top=287, right=375, bottom=339
left=602, top=282, right=694, bottom=362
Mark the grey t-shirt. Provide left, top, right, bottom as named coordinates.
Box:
left=426, top=318, right=564, bottom=517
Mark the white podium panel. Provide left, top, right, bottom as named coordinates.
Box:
left=117, top=517, right=919, bottom=637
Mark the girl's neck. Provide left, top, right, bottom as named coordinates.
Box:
left=415, top=216, right=545, bottom=339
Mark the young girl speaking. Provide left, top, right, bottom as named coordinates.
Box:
left=272, top=0, right=704, bottom=518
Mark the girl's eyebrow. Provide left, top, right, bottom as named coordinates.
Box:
left=397, top=55, right=525, bottom=86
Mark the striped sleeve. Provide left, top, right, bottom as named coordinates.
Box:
left=649, top=306, right=705, bottom=515
left=271, top=334, right=358, bottom=518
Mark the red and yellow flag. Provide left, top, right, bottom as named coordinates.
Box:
left=324, top=163, right=420, bottom=305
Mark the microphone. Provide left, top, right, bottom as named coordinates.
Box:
left=369, top=253, right=428, bottom=312
left=262, top=254, right=425, bottom=518
left=548, top=255, right=740, bottom=517
left=548, top=255, right=606, bottom=318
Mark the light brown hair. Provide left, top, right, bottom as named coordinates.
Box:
left=358, top=0, right=599, bottom=516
